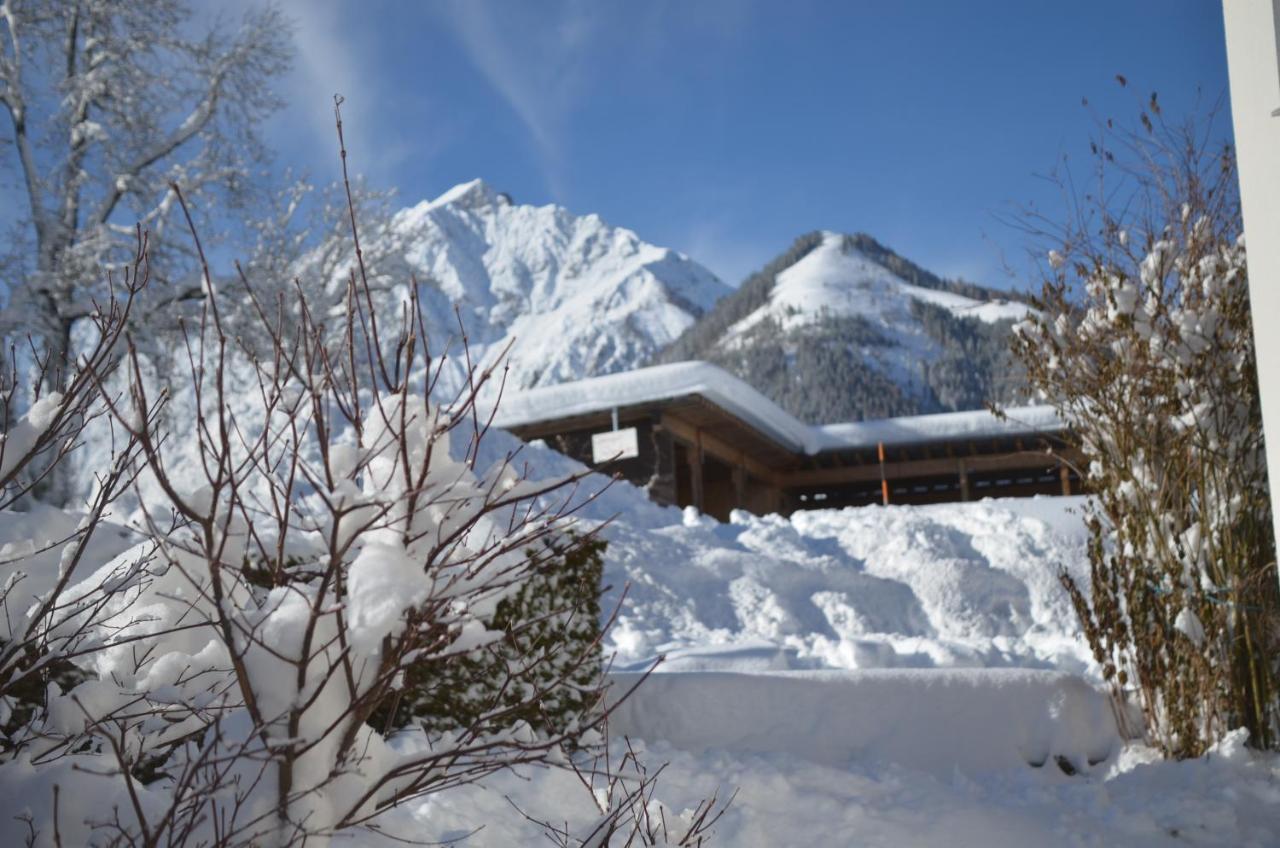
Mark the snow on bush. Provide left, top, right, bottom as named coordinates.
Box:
left=0, top=187, right=616, bottom=846
left=1012, top=101, right=1278, bottom=757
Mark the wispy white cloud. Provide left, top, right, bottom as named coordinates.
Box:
left=275, top=0, right=397, bottom=178
left=218, top=0, right=444, bottom=186
left=436, top=0, right=603, bottom=198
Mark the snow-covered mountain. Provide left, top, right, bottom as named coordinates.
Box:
left=655, top=231, right=1036, bottom=423
left=337, top=179, right=730, bottom=393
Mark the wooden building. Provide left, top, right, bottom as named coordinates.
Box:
left=495, top=362, right=1082, bottom=521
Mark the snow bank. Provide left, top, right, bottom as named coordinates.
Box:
left=470, top=425, right=1095, bottom=673
left=598, top=495, right=1096, bottom=675
left=398, top=731, right=1280, bottom=847
left=608, top=668, right=1121, bottom=776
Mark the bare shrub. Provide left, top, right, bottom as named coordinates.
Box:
left=516, top=734, right=734, bottom=847
left=0, top=96, right=734, bottom=848
left=0, top=233, right=154, bottom=759
left=1010, top=87, right=1278, bottom=757
left=59, top=190, right=615, bottom=843
left=0, top=110, right=624, bottom=847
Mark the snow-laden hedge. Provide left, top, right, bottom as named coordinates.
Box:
left=371, top=533, right=606, bottom=739
left=1012, top=110, right=1279, bottom=757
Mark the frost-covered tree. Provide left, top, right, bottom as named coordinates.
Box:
left=1012, top=87, right=1278, bottom=757
left=0, top=0, right=292, bottom=387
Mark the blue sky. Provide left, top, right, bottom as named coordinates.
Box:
left=216, top=1, right=1230, bottom=289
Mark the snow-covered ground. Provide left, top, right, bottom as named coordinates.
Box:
left=386, top=434, right=1280, bottom=846
left=357, top=495, right=1280, bottom=846
left=2, top=425, right=1278, bottom=845
left=392, top=730, right=1279, bottom=847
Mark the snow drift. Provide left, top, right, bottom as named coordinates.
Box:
left=608, top=668, right=1121, bottom=776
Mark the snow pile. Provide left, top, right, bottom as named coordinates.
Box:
left=322, top=179, right=729, bottom=394
left=592, top=493, right=1095, bottom=674
left=608, top=668, right=1121, bottom=775
left=393, top=730, right=1280, bottom=847
left=460, top=424, right=1094, bottom=674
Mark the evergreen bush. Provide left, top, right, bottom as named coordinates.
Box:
left=370, top=533, right=607, bottom=739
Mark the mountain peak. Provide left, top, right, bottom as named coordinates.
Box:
left=653, top=231, right=1034, bottom=423
left=338, top=182, right=730, bottom=394
left=429, top=178, right=501, bottom=210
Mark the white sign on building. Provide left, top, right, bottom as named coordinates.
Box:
left=591, top=427, right=639, bottom=463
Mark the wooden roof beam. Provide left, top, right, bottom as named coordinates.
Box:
left=784, top=449, right=1085, bottom=488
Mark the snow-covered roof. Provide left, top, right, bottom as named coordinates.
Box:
left=492, top=361, right=1065, bottom=455
left=493, top=361, right=817, bottom=453
left=814, top=405, right=1066, bottom=451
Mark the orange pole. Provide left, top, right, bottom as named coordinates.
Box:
left=878, top=441, right=890, bottom=505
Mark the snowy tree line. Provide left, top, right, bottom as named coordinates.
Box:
left=654, top=232, right=1031, bottom=424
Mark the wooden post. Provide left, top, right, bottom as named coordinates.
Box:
left=733, top=456, right=748, bottom=510
left=1060, top=463, right=1072, bottom=496
left=650, top=423, right=678, bottom=507
left=958, top=457, right=970, bottom=502
left=878, top=441, right=890, bottom=505
left=689, top=429, right=705, bottom=512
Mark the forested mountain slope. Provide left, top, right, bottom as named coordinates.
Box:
left=654, top=231, right=1035, bottom=423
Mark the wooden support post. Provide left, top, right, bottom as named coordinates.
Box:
left=878, top=441, right=890, bottom=505
left=958, top=457, right=970, bottom=502
left=690, top=429, right=705, bottom=512
left=761, top=485, right=778, bottom=516
left=733, top=456, right=748, bottom=509
left=1060, top=463, right=1072, bottom=496
left=650, top=423, right=678, bottom=507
